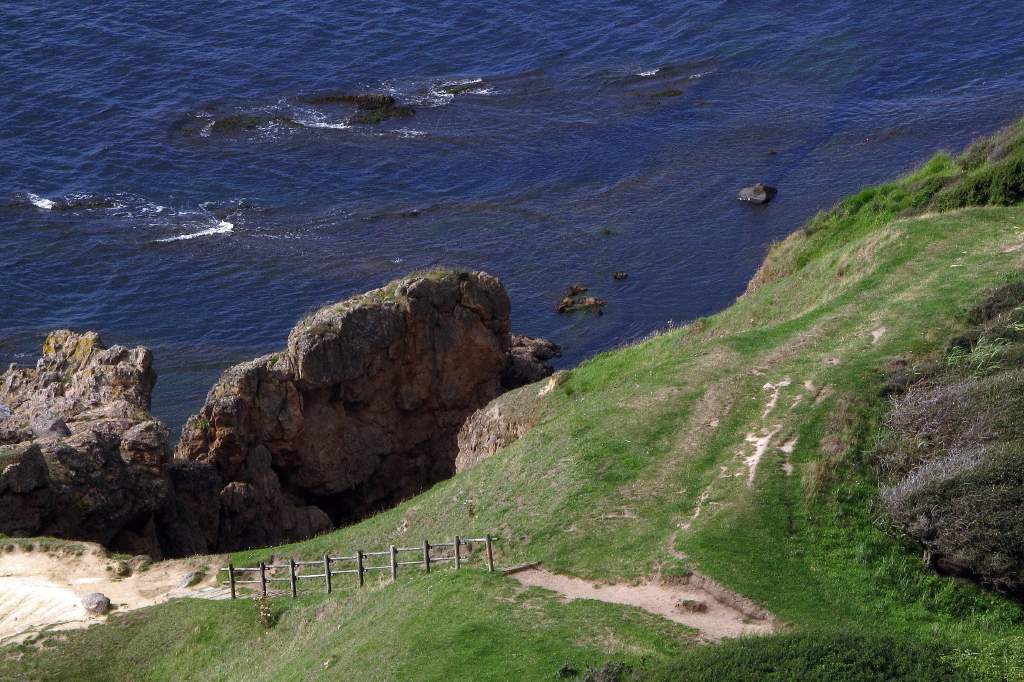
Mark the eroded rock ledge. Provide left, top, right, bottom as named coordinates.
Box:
left=174, top=271, right=516, bottom=551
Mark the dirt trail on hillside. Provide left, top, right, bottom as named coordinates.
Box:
left=0, top=544, right=226, bottom=643
left=510, top=568, right=782, bottom=641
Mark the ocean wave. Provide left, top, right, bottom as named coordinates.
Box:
left=27, top=193, right=55, bottom=210
left=154, top=221, right=234, bottom=242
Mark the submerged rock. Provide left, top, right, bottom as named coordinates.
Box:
left=209, top=116, right=262, bottom=134
left=349, top=104, right=415, bottom=125
left=308, top=93, right=395, bottom=109
left=0, top=331, right=208, bottom=560
left=175, top=271, right=513, bottom=551
left=737, top=183, right=778, bottom=204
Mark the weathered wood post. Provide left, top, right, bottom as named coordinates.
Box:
left=259, top=561, right=267, bottom=597
left=356, top=550, right=364, bottom=587
left=423, top=540, right=430, bottom=574
left=289, top=559, right=297, bottom=598
left=485, top=535, right=494, bottom=573
left=324, top=554, right=332, bottom=594
left=228, top=563, right=236, bottom=599
left=390, top=545, right=397, bottom=581
left=454, top=535, right=461, bottom=570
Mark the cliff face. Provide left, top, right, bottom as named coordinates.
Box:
left=0, top=331, right=206, bottom=559
left=175, top=271, right=513, bottom=551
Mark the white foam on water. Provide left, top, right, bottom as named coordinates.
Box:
left=298, top=120, right=352, bottom=130
left=636, top=69, right=659, bottom=77
left=27, top=193, right=54, bottom=210
left=389, top=129, right=427, bottom=138
left=155, top=221, right=233, bottom=242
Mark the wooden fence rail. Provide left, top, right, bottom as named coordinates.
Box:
left=221, top=534, right=496, bottom=599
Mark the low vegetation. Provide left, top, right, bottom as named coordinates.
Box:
left=5, top=118, right=1024, bottom=681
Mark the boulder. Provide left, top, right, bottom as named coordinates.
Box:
left=0, top=331, right=209, bottom=560
left=177, top=570, right=203, bottom=588
left=0, top=405, right=12, bottom=420
left=175, top=271, right=513, bottom=551
left=737, top=183, right=778, bottom=204
left=81, top=592, right=110, bottom=615
left=31, top=413, right=71, bottom=439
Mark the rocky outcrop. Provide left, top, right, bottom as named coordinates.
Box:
left=0, top=331, right=207, bottom=559
left=174, top=271, right=513, bottom=551
left=736, top=183, right=778, bottom=204
left=501, top=335, right=561, bottom=391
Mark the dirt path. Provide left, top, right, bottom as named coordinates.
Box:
left=510, top=568, right=782, bottom=641
left=0, top=543, right=226, bottom=643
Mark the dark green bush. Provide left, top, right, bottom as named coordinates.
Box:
left=637, top=631, right=967, bottom=682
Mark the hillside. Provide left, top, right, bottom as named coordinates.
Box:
left=4, top=119, right=1024, bottom=681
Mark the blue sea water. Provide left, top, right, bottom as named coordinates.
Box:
left=2, top=1, right=1023, bottom=436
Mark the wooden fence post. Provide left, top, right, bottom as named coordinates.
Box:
left=324, top=554, right=332, bottom=594
left=423, top=540, right=430, bottom=574
left=390, top=545, right=397, bottom=581
left=485, top=535, right=494, bottom=573
left=454, top=535, right=461, bottom=570
left=289, top=559, right=297, bottom=598
left=357, top=550, right=364, bottom=587
left=228, top=563, right=236, bottom=599
left=259, top=561, right=267, bottom=596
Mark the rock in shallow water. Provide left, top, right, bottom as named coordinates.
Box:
left=737, top=183, right=778, bottom=204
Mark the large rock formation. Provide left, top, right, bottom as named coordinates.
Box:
left=0, top=331, right=206, bottom=559
left=174, top=271, right=514, bottom=551
left=1, top=272, right=558, bottom=556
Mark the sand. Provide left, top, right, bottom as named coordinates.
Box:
left=0, top=543, right=227, bottom=643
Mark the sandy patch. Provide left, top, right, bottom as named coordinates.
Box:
left=760, top=379, right=791, bottom=418
left=0, top=543, right=226, bottom=643
left=511, top=568, right=780, bottom=641
left=743, top=426, right=782, bottom=486
left=870, top=326, right=887, bottom=344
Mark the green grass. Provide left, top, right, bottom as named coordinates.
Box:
left=637, top=631, right=969, bottom=682
left=1, top=571, right=693, bottom=682
left=6, top=120, right=1024, bottom=680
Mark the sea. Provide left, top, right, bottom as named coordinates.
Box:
left=2, top=1, right=1023, bottom=438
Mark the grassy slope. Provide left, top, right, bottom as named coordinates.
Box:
left=6, top=139, right=1024, bottom=679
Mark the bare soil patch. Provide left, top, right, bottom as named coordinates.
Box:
left=510, top=568, right=781, bottom=641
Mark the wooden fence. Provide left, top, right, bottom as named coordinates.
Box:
left=220, top=534, right=495, bottom=599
